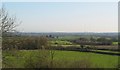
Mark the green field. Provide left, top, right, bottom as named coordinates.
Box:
left=112, top=42, right=118, bottom=45
left=49, top=40, right=73, bottom=45
left=3, top=50, right=119, bottom=68
left=54, top=50, right=119, bottom=68
left=48, top=40, right=80, bottom=47
left=53, top=35, right=80, bottom=40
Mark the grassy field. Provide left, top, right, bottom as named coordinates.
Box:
left=54, top=50, right=119, bottom=68
left=49, top=40, right=73, bottom=45
left=53, top=35, right=80, bottom=40
left=2, top=50, right=119, bottom=68
left=112, top=42, right=118, bottom=45
left=48, top=40, right=80, bottom=47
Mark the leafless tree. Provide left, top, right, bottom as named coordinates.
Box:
left=37, top=36, right=48, bottom=49
left=0, top=7, right=21, bottom=37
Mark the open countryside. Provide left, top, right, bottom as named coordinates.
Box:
left=1, top=2, right=119, bottom=69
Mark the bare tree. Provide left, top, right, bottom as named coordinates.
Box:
left=0, top=7, right=21, bottom=37
left=37, top=36, right=48, bottom=49
left=1, top=7, right=21, bottom=68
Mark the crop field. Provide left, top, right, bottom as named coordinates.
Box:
left=2, top=50, right=119, bottom=68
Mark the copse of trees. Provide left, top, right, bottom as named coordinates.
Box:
left=72, top=37, right=113, bottom=45
left=2, top=36, right=49, bottom=50
left=37, top=36, right=48, bottom=49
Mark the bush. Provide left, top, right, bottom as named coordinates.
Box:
left=24, top=50, right=50, bottom=68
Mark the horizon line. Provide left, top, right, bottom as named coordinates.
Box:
left=19, top=31, right=119, bottom=33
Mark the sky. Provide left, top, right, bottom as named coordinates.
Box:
left=1, top=0, right=119, bottom=2
left=2, top=2, right=118, bottom=32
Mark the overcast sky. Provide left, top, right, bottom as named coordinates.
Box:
left=3, top=2, right=118, bottom=32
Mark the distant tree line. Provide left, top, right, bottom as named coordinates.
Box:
left=72, top=37, right=115, bottom=45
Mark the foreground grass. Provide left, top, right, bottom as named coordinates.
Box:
left=2, top=50, right=119, bottom=68
left=54, top=50, right=119, bottom=68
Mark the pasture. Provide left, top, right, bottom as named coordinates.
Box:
left=2, top=50, right=119, bottom=68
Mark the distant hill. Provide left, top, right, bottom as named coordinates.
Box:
left=17, top=32, right=118, bottom=38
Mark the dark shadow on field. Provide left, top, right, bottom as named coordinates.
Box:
left=87, top=50, right=120, bottom=56
left=66, top=49, right=120, bottom=56
left=49, top=46, right=120, bottom=56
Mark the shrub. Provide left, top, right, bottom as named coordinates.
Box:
left=24, top=50, right=50, bottom=68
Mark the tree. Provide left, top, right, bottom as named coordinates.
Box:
left=97, top=37, right=106, bottom=42
left=1, top=7, right=21, bottom=67
left=49, top=49, right=55, bottom=68
left=90, top=37, right=96, bottom=42
left=0, top=7, right=21, bottom=37
left=37, top=36, right=48, bottom=49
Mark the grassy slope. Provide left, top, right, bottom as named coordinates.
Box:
left=3, top=50, right=119, bottom=68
